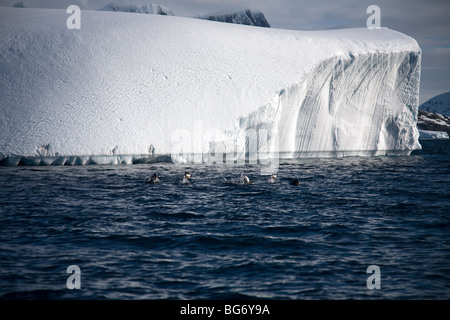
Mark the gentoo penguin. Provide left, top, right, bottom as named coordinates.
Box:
left=242, top=174, right=253, bottom=184
left=181, top=171, right=192, bottom=184
left=146, top=172, right=161, bottom=184
left=291, top=177, right=300, bottom=186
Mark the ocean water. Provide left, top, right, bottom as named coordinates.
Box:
left=0, top=140, right=449, bottom=300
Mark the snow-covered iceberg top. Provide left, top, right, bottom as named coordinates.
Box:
left=0, top=8, right=421, bottom=166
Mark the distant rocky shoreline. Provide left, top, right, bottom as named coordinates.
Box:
left=417, top=110, right=450, bottom=136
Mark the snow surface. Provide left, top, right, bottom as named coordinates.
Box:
left=0, top=8, right=422, bottom=165
left=418, top=129, right=449, bottom=140
left=419, top=92, right=450, bottom=117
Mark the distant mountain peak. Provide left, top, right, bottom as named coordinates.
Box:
left=197, top=9, right=270, bottom=28
left=419, top=91, right=450, bottom=117
left=99, top=2, right=174, bottom=16
left=12, top=1, right=26, bottom=8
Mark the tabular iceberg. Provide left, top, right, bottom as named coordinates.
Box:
left=418, top=129, right=449, bottom=140
left=0, top=8, right=421, bottom=166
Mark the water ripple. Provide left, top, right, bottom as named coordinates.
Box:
left=0, top=140, right=449, bottom=299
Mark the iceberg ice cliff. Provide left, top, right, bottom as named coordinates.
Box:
left=0, top=8, right=421, bottom=166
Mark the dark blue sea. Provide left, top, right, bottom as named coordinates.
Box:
left=0, top=140, right=449, bottom=300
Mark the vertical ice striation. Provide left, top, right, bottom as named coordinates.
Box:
left=225, top=50, right=422, bottom=160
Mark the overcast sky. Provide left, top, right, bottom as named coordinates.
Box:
left=1, top=0, right=449, bottom=103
